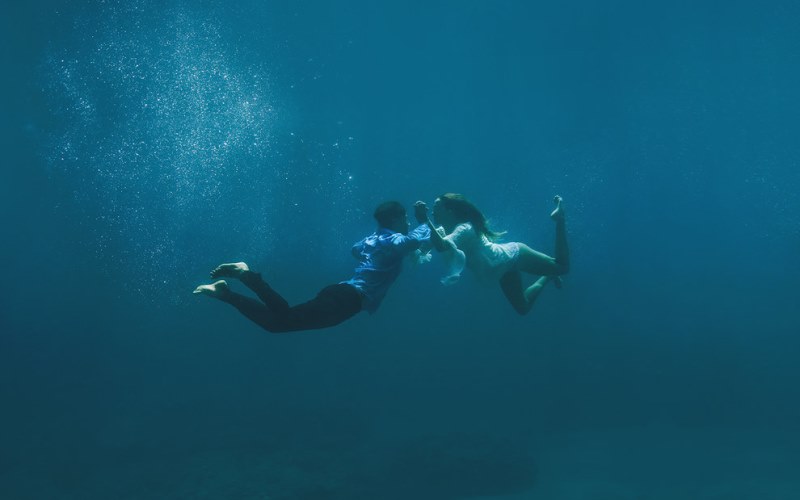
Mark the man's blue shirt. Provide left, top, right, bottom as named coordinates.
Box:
left=342, top=224, right=430, bottom=313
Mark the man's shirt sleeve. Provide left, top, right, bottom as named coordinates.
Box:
left=392, top=224, right=431, bottom=254
left=408, top=223, right=431, bottom=242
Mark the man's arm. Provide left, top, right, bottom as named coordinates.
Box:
left=392, top=225, right=429, bottom=255
left=407, top=223, right=431, bottom=242
left=351, top=238, right=365, bottom=259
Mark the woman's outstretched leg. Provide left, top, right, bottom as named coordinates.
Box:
left=515, top=196, right=570, bottom=277
left=550, top=195, right=570, bottom=273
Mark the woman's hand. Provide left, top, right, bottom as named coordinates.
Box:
left=413, top=201, right=428, bottom=224
left=417, top=201, right=449, bottom=252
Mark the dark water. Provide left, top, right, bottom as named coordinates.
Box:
left=2, top=1, right=800, bottom=498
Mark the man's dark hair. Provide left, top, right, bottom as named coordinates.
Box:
left=373, top=201, right=405, bottom=227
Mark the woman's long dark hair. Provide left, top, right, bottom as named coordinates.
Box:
left=438, top=193, right=505, bottom=241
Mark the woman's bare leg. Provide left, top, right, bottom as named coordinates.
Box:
left=550, top=195, right=570, bottom=272
left=500, top=271, right=551, bottom=315
left=515, top=195, right=569, bottom=276
left=524, top=275, right=552, bottom=308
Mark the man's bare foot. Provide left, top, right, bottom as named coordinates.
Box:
left=550, top=195, right=565, bottom=222
left=193, top=280, right=229, bottom=298
left=210, top=262, right=250, bottom=279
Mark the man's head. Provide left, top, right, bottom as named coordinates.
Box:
left=374, top=201, right=409, bottom=234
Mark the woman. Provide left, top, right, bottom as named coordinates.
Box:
left=414, top=193, right=569, bottom=315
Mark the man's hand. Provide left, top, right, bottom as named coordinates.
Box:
left=413, top=201, right=428, bottom=224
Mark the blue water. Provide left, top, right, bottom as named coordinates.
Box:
left=2, top=1, right=800, bottom=498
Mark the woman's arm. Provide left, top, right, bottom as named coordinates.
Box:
left=414, top=201, right=448, bottom=252
left=414, top=201, right=466, bottom=284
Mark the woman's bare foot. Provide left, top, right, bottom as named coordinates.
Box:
left=193, top=280, right=230, bottom=298
left=550, top=195, right=565, bottom=222
left=210, top=262, right=250, bottom=279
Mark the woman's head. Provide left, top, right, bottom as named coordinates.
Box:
left=433, top=193, right=504, bottom=240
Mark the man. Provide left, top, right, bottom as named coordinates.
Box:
left=193, top=201, right=430, bottom=333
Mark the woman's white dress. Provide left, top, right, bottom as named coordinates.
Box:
left=440, top=222, right=520, bottom=285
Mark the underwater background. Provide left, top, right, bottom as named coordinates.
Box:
left=2, top=0, right=800, bottom=498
